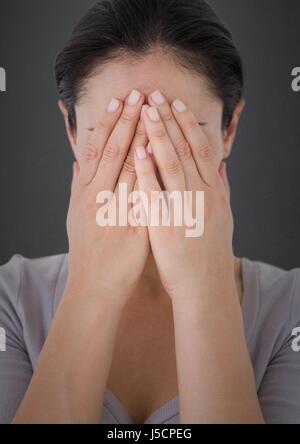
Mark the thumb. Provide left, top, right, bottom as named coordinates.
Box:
left=71, top=161, right=80, bottom=192
left=219, top=161, right=231, bottom=197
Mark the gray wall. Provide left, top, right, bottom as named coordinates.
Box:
left=0, top=0, right=299, bottom=269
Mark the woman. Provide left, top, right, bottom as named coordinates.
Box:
left=0, top=0, right=299, bottom=424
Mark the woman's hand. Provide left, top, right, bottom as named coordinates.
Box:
left=134, top=92, right=236, bottom=304
left=66, top=89, right=150, bottom=307
left=13, top=91, right=155, bottom=425
left=134, top=93, right=264, bottom=423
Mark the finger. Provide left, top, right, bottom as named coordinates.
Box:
left=148, top=91, right=200, bottom=190
left=70, top=161, right=80, bottom=193
left=134, top=145, right=162, bottom=228
left=78, top=97, right=123, bottom=186
left=116, top=117, right=148, bottom=195
left=134, top=146, right=161, bottom=194
left=68, top=162, right=82, bottom=209
left=129, top=178, right=149, bottom=230
left=146, top=142, right=159, bottom=177
left=141, top=105, right=186, bottom=193
left=93, top=89, right=145, bottom=192
left=73, top=160, right=80, bottom=180
left=171, top=99, right=220, bottom=188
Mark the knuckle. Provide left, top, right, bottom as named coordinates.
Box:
left=175, top=140, right=192, bottom=161
left=102, top=142, right=120, bottom=163
left=161, top=110, right=174, bottom=123
left=197, top=142, right=213, bottom=161
left=166, top=158, right=182, bottom=176
left=153, top=127, right=167, bottom=140
left=185, top=116, right=199, bottom=131
left=123, top=152, right=136, bottom=174
left=119, top=112, right=133, bottom=124
left=139, top=168, right=153, bottom=180
left=85, top=141, right=99, bottom=161
left=135, top=120, right=146, bottom=137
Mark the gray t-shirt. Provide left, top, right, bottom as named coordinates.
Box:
left=0, top=254, right=300, bottom=424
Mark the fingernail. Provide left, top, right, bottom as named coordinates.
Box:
left=147, top=107, right=160, bottom=122
left=128, top=89, right=141, bottom=106
left=136, top=146, right=147, bottom=160
left=173, top=99, right=187, bottom=113
left=107, top=98, right=120, bottom=113
left=151, top=90, right=165, bottom=105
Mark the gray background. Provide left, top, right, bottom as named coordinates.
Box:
left=0, top=0, right=299, bottom=269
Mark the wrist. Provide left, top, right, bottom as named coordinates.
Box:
left=170, top=279, right=240, bottom=312
left=63, top=277, right=129, bottom=315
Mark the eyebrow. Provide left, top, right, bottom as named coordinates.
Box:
left=86, top=122, right=207, bottom=131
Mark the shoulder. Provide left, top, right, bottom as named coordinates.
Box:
left=256, top=259, right=300, bottom=326
left=0, top=254, right=68, bottom=361
left=243, top=259, right=300, bottom=423
left=242, top=257, right=300, bottom=354
left=0, top=253, right=67, bottom=306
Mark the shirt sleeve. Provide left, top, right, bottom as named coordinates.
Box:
left=258, top=269, right=300, bottom=424
left=0, top=255, right=33, bottom=424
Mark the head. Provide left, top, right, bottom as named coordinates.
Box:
left=55, top=0, right=245, bottom=168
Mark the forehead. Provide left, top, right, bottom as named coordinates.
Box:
left=76, top=51, right=222, bottom=127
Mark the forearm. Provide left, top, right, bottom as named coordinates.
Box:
left=171, top=287, right=265, bottom=424
left=13, top=282, right=124, bottom=424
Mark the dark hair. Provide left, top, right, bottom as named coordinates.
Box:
left=55, top=0, right=244, bottom=131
